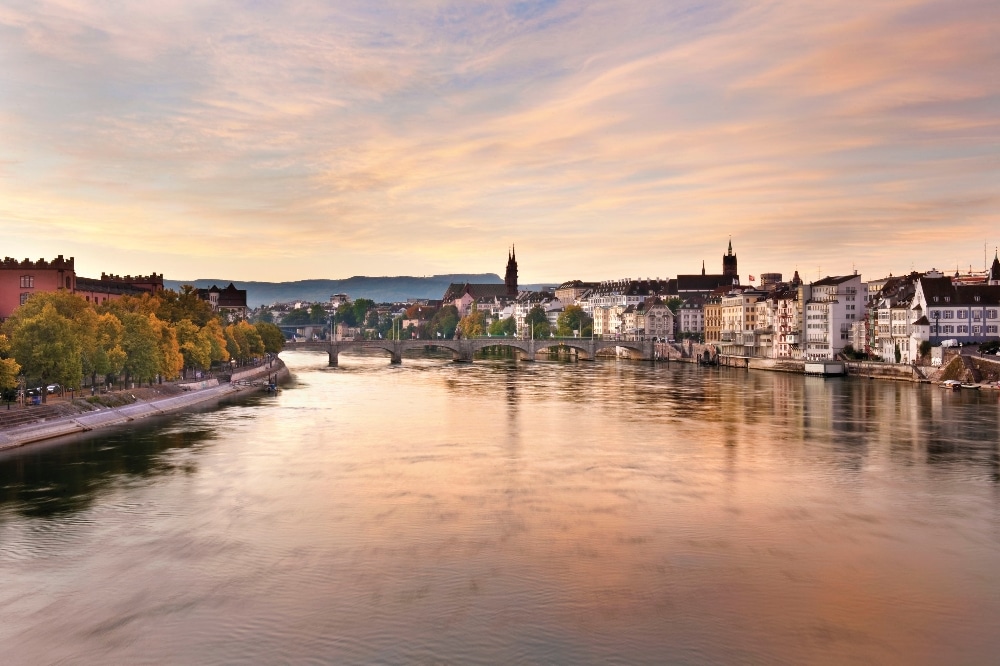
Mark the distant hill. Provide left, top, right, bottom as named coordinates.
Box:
left=163, top=274, right=507, bottom=308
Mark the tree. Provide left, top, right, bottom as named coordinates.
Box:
left=352, top=299, right=375, bottom=329
left=894, top=343, right=902, bottom=364
left=458, top=309, right=487, bottom=338
left=152, top=315, right=184, bottom=380
left=255, top=322, right=285, bottom=353
left=0, top=334, right=21, bottom=393
left=201, top=319, right=231, bottom=367
left=309, top=303, right=327, bottom=325
left=665, top=297, right=683, bottom=314
left=176, top=319, right=212, bottom=373
left=427, top=305, right=459, bottom=339
left=489, top=316, right=517, bottom=337
left=7, top=303, right=83, bottom=399
left=281, top=308, right=313, bottom=326
left=919, top=340, right=932, bottom=358
left=119, top=312, right=160, bottom=386
left=525, top=305, right=550, bottom=338
left=556, top=305, right=592, bottom=337
left=92, top=312, right=127, bottom=387
left=156, top=286, right=216, bottom=326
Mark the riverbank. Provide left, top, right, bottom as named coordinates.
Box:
left=0, top=359, right=289, bottom=451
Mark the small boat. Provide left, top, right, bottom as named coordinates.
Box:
left=940, top=380, right=961, bottom=390
left=960, top=383, right=980, bottom=390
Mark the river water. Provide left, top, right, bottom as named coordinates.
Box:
left=2, top=350, right=1000, bottom=664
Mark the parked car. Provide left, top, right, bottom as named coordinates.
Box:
left=46, top=384, right=60, bottom=394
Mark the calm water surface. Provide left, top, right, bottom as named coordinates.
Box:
left=2, top=351, right=1000, bottom=664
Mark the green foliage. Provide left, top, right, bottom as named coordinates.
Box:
left=120, top=312, right=160, bottom=384
left=532, top=321, right=551, bottom=339
left=894, top=343, right=902, bottom=364
left=255, top=322, right=285, bottom=353
left=525, top=305, right=550, bottom=337
left=282, top=308, right=313, bottom=325
left=979, top=340, right=1000, bottom=355
left=309, top=303, right=327, bottom=325
left=427, top=305, right=459, bottom=339
left=488, top=316, right=517, bottom=337
left=5, top=302, right=83, bottom=395
left=665, top=297, right=683, bottom=314
left=556, top=305, right=592, bottom=337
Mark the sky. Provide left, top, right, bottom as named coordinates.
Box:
left=1, top=0, right=998, bottom=284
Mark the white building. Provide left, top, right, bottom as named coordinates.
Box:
left=801, top=274, right=866, bottom=360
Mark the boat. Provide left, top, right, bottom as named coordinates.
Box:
left=940, top=380, right=961, bottom=390
left=960, top=383, right=981, bottom=390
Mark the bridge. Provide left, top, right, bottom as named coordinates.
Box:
left=283, top=337, right=658, bottom=365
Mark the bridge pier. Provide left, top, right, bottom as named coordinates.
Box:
left=328, top=348, right=338, bottom=366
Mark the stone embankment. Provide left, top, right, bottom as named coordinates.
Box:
left=0, top=359, right=289, bottom=451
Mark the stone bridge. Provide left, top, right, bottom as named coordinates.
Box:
left=284, top=338, right=658, bottom=366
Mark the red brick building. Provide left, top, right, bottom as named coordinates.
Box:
left=0, top=255, right=163, bottom=321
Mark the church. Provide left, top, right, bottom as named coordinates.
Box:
left=671, top=239, right=740, bottom=297
left=441, top=248, right=520, bottom=318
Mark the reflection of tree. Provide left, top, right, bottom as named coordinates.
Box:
left=0, top=420, right=221, bottom=518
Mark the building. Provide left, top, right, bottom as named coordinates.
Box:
left=801, top=274, right=866, bottom=360
left=0, top=255, right=163, bottom=321
left=198, top=283, right=249, bottom=321
left=441, top=248, right=520, bottom=318
left=677, top=295, right=706, bottom=339
left=910, top=269, right=1000, bottom=348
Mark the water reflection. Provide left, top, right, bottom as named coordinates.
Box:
left=1, top=351, right=999, bottom=664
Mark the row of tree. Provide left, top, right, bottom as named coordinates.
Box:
left=0, top=288, right=285, bottom=400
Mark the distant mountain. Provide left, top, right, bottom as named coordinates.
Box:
left=163, top=274, right=507, bottom=308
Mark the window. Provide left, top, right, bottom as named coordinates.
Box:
left=988, top=310, right=998, bottom=319
left=973, top=311, right=982, bottom=319
left=958, top=325, right=968, bottom=333
left=989, top=326, right=998, bottom=334
left=19, top=292, right=31, bottom=305
left=973, top=326, right=981, bottom=334
left=958, top=310, right=968, bottom=319
left=943, top=311, right=954, bottom=319
left=19, top=275, right=34, bottom=288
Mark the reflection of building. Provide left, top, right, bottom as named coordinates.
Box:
left=0, top=255, right=163, bottom=320
left=197, top=283, right=248, bottom=321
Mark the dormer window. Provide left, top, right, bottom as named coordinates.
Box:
left=933, top=296, right=939, bottom=302
left=974, top=295, right=981, bottom=302
left=944, top=296, right=951, bottom=302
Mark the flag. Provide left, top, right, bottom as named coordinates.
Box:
left=749, top=275, right=756, bottom=282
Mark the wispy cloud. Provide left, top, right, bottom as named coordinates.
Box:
left=1, top=0, right=997, bottom=281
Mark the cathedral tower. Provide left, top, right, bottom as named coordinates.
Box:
left=505, top=246, right=518, bottom=296
left=722, top=238, right=738, bottom=280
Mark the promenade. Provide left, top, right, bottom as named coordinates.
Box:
left=0, top=359, right=289, bottom=451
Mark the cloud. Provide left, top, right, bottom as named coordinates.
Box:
left=0, top=0, right=998, bottom=281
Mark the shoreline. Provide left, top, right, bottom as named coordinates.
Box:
left=0, top=359, right=289, bottom=452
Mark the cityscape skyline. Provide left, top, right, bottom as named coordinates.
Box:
left=2, top=1, right=998, bottom=283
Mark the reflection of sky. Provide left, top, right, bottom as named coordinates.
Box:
left=2, top=354, right=1000, bottom=662
left=1, top=1, right=999, bottom=282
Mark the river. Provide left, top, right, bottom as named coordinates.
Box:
left=2, top=350, right=999, bottom=664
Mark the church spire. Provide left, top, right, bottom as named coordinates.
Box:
left=727, top=237, right=733, bottom=256
left=701, top=260, right=705, bottom=276
left=504, top=246, right=519, bottom=296
left=989, top=248, right=1000, bottom=285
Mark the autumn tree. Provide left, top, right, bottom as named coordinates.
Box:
left=0, top=334, right=21, bottom=394
left=155, top=286, right=216, bottom=326
left=458, top=309, right=487, bottom=338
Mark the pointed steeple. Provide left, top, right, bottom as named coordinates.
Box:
left=701, top=260, right=705, bottom=276
left=989, top=249, right=1000, bottom=285
left=727, top=237, right=733, bottom=256
left=504, top=246, right=519, bottom=296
